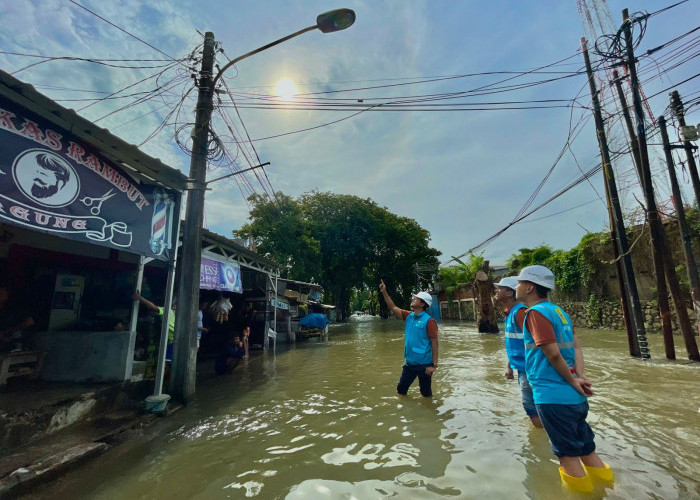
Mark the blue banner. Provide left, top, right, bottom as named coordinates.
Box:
left=0, top=97, right=178, bottom=260
left=200, top=255, right=242, bottom=293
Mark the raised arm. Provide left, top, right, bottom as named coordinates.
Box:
left=132, top=291, right=160, bottom=313
left=379, top=280, right=402, bottom=319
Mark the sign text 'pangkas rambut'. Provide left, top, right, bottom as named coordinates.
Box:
left=0, top=98, right=178, bottom=260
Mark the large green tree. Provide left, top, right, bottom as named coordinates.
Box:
left=234, top=191, right=441, bottom=320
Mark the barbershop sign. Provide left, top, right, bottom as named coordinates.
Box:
left=0, top=97, right=178, bottom=260
left=200, top=255, right=242, bottom=293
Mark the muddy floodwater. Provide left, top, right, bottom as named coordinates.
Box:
left=30, top=316, right=699, bottom=499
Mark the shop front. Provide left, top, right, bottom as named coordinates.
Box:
left=196, top=230, right=280, bottom=358
left=0, top=69, right=186, bottom=390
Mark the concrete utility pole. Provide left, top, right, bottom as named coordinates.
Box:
left=171, top=32, right=217, bottom=402
left=669, top=91, right=700, bottom=207
left=659, top=115, right=700, bottom=344
left=581, top=38, right=647, bottom=358
left=621, top=9, right=699, bottom=361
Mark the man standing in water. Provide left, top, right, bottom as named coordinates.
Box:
left=493, top=276, right=542, bottom=428
left=515, top=265, right=612, bottom=493
left=379, top=279, right=438, bottom=397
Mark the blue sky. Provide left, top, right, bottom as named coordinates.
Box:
left=1, top=1, right=697, bottom=266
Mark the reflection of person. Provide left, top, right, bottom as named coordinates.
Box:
left=379, top=279, right=438, bottom=397
left=493, top=276, right=542, bottom=428
left=133, top=291, right=175, bottom=372
left=241, top=325, right=250, bottom=358
left=31, top=153, right=70, bottom=199
left=515, top=265, right=612, bottom=493
left=0, top=286, right=34, bottom=352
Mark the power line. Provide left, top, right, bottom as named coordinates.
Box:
left=66, top=0, right=182, bottom=65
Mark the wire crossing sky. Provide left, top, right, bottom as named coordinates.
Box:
left=0, top=0, right=697, bottom=265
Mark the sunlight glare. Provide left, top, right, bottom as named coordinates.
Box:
left=274, top=78, right=298, bottom=100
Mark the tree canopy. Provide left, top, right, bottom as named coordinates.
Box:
left=234, top=191, right=441, bottom=320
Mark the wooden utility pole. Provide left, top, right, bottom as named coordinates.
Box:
left=171, top=32, right=217, bottom=402
left=582, top=38, right=646, bottom=358
left=474, top=260, right=498, bottom=333
left=669, top=91, right=700, bottom=207
left=621, top=9, right=698, bottom=361
left=659, top=115, right=700, bottom=356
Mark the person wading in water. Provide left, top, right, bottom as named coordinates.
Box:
left=379, top=279, right=438, bottom=397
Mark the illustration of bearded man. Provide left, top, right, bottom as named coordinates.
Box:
left=31, top=153, right=70, bottom=199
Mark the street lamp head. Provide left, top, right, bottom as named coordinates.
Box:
left=316, top=8, right=356, bottom=33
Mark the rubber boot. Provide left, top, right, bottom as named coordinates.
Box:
left=584, top=463, right=614, bottom=483
left=559, top=467, right=593, bottom=493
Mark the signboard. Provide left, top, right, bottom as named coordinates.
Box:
left=200, top=255, right=242, bottom=293
left=270, top=297, right=290, bottom=310
left=0, top=98, right=178, bottom=260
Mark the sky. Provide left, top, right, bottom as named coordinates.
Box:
left=1, top=0, right=698, bottom=267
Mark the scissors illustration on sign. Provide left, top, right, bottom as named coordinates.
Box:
left=80, top=189, right=116, bottom=215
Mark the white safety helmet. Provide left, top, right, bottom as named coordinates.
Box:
left=516, top=265, right=556, bottom=290
left=412, top=291, right=433, bottom=307
left=495, top=276, right=520, bottom=291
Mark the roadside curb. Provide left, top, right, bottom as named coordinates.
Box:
left=0, top=407, right=170, bottom=499
left=0, top=442, right=108, bottom=498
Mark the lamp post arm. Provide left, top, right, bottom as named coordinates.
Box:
left=213, top=25, right=317, bottom=88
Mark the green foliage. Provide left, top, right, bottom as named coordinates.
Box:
left=505, top=234, right=612, bottom=300
left=506, top=245, right=554, bottom=274
left=438, top=254, right=484, bottom=300
left=235, top=191, right=441, bottom=320
left=587, top=293, right=601, bottom=325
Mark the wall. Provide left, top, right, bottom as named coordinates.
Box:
left=440, top=297, right=694, bottom=335
left=555, top=300, right=695, bottom=334
left=35, top=330, right=136, bottom=382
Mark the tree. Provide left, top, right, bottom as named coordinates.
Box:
left=235, top=191, right=441, bottom=320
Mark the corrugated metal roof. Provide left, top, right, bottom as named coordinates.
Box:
left=201, top=228, right=279, bottom=270
left=0, top=69, right=188, bottom=192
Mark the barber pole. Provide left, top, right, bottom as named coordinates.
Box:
left=149, top=191, right=173, bottom=255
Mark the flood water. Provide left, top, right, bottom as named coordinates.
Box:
left=30, top=317, right=699, bottom=499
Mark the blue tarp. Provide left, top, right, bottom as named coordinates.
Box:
left=299, top=313, right=329, bottom=329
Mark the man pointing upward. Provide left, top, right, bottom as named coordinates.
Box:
left=379, top=279, right=438, bottom=397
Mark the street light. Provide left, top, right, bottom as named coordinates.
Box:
left=212, top=9, right=356, bottom=88
left=169, top=9, right=356, bottom=403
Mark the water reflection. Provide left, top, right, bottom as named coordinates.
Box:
left=25, top=317, right=699, bottom=500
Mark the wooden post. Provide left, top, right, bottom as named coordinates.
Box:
left=474, top=260, right=498, bottom=333
left=659, top=115, right=700, bottom=359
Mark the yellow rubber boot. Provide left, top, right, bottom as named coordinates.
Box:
left=584, top=463, right=614, bottom=483
left=559, top=467, right=593, bottom=493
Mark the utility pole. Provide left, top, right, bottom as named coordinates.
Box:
left=613, top=68, right=676, bottom=358
left=620, top=9, right=676, bottom=359
left=582, top=38, right=646, bottom=358
left=669, top=91, right=700, bottom=207
left=659, top=115, right=700, bottom=355
left=621, top=9, right=698, bottom=361
left=171, top=31, right=217, bottom=402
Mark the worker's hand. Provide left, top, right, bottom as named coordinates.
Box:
left=425, top=366, right=436, bottom=376
left=22, top=317, right=34, bottom=328
left=379, top=280, right=386, bottom=293
left=132, top=291, right=141, bottom=301
left=505, top=366, right=514, bottom=380
left=572, top=377, right=594, bottom=397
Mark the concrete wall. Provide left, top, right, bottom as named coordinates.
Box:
left=35, top=330, right=136, bottom=382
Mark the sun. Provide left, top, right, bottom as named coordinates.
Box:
left=274, top=78, right=298, bottom=100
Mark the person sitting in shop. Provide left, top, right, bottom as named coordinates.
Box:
left=215, top=333, right=246, bottom=375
